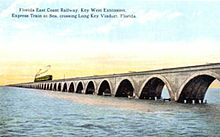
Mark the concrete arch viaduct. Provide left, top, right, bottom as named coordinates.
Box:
left=11, top=63, right=220, bottom=103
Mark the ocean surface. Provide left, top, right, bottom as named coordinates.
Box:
left=0, top=87, right=220, bottom=137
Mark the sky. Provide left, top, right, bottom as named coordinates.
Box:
left=0, top=0, right=220, bottom=85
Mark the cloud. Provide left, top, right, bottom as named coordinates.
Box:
left=0, top=1, right=18, bottom=18
left=81, top=19, right=116, bottom=34
left=168, top=12, right=182, bottom=20
left=58, top=29, right=72, bottom=36
left=193, top=11, right=203, bottom=17
left=96, top=23, right=114, bottom=33
left=138, top=10, right=168, bottom=24
left=93, top=0, right=110, bottom=7
left=138, top=10, right=183, bottom=23
left=96, top=19, right=118, bottom=33
left=14, top=22, right=37, bottom=29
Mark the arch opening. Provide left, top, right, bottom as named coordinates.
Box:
left=178, top=75, right=216, bottom=103
left=47, top=84, right=50, bottom=90
left=76, top=82, right=83, bottom=93
left=53, top=83, right=57, bottom=91
left=44, top=84, right=47, bottom=90
left=115, top=79, right=134, bottom=98
left=58, top=83, right=62, bottom=91
left=69, top=82, right=74, bottom=92
left=50, top=84, right=53, bottom=90
left=62, top=83, right=67, bottom=92
left=85, top=81, right=95, bottom=94
left=140, top=77, right=169, bottom=100
left=161, top=87, right=170, bottom=99
left=204, top=79, right=220, bottom=104
left=98, top=80, right=111, bottom=96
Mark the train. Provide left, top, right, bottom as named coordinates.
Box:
left=34, top=75, right=53, bottom=82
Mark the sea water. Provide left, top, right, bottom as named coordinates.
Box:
left=0, top=87, right=220, bottom=136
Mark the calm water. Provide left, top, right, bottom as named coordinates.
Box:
left=0, top=87, right=220, bottom=137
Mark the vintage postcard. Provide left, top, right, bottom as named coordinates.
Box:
left=0, top=0, right=220, bottom=136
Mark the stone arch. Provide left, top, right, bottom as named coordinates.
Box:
left=115, top=79, right=134, bottom=98
left=85, top=81, right=95, bottom=94
left=139, top=75, right=173, bottom=100
left=62, top=83, right=67, bottom=92
left=68, top=82, right=75, bottom=92
left=53, top=83, right=57, bottom=91
left=76, top=81, right=84, bottom=93
left=177, top=72, right=219, bottom=103
left=57, top=83, right=62, bottom=91
left=98, top=80, right=112, bottom=96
